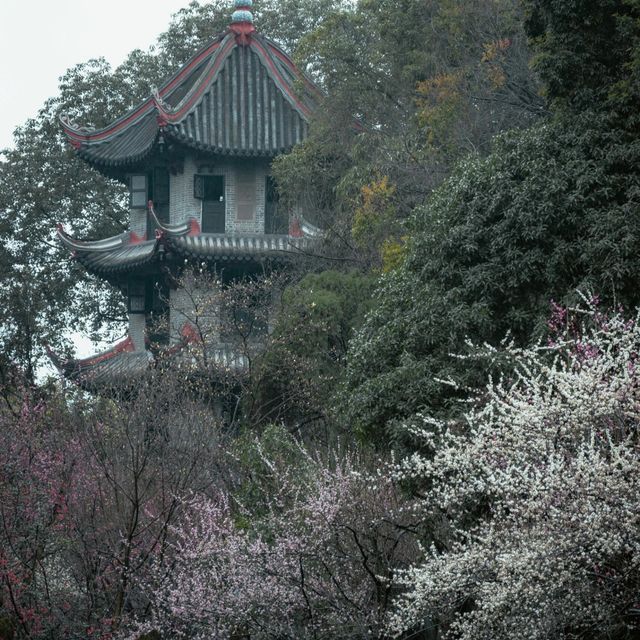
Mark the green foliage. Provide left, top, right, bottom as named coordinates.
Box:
left=276, top=0, right=541, bottom=267
left=343, top=111, right=640, bottom=443
left=523, top=0, right=640, bottom=115
left=159, top=0, right=352, bottom=66
left=253, top=271, right=376, bottom=429
left=279, top=270, right=376, bottom=354
left=0, top=74, right=127, bottom=378
left=380, top=238, right=407, bottom=273
left=271, top=118, right=355, bottom=232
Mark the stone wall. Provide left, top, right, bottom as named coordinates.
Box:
left=125, top=156, right=274, bottom=236
left=129, top=205, right=147, bottom=238
left=169, top=155, right=270, bottom=234
left=128, top=314, right=147, bottom=352
left=169, top=157, right=202, bottom=226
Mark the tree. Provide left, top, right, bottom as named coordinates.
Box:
left=523, top=0, right=640, bottom=116
left=387, top=302, right=640, bottom=640
left=127, top=427, right=419, bottom=640
left=0, top=370, right=225, bottom=638
left=342, top=111, right=640, bottom=443
left=0, top=56, right=161, bottom=382
left=68, top=374, right=222, bottom=633
left=254, top=270, right=376, bottom=435
left=0, top=390, right=85, bottom=639
left=274, top=0, right=542, bottom=268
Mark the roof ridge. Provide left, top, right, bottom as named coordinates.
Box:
left=60, top=33, right=227, bottom=145
left=154, top=33, right=237, bottom=125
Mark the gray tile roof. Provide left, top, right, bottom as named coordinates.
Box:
left=61, top=31, right=320, bottom=167
left=47, top=337, right=153, bottom=391
left=49, top=338, right=249, bottom=391
left=57, top=225, right=159, bottom=278
left=167, top=233, right=315, bottom=261
left=75, top=241, right=158, bottom=275
left=164, top=40, right=311, bottom=155
left=57, top=214, right=321, bottom=277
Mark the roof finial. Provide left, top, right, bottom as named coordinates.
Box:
left=232, top=0, right=253, bottom=24
left=229, top=0, right=255, bottom=45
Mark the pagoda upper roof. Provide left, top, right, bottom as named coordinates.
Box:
left=61, top=25, right=321, bottom=167
left=57, top=204, right=322, bottom=281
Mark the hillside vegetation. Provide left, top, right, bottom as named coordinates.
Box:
left=1, top=1, right=640, bottom=638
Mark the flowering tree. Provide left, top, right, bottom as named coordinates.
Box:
left=388, top=303, right=640, bottom=639
left=0, top=392, right=84, bottom=638
left=128, top=434, right=418, bottom=640
left=65, top=372, right=224, bottom=635
left=0, top=371, right=226, bottom=639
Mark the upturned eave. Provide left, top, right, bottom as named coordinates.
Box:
left=60, top=27, right=322, bottom=168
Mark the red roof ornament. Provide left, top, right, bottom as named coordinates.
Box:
left=229, top=21, right=256, bottom=45
left=129, top=231, right=145, bottom=245
left=180, top=322, right=202, bottom=344
left=289, top=217, right=304, bottom=238
left=189, top=218, right=202, bottom=237
left=153, top=88, right=171, bottom=127
left=229, top=0, right=255, bottom=45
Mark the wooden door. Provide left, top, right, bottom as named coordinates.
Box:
left=202, top=176, right=226, bottom=233
left=265, top=175, right=287, bottom=234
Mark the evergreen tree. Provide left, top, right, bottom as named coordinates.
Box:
left=343, top=113, right=640, bottom=443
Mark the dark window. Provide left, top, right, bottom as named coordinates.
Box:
left=265, top=175, right=288, bottom=234
left=194, top=174, right=205, bottom=199
left=153, top=168, right=170, bottom=204
left=148, top=168, right=170, bottom=238
left=146, top=281, right=170, bottom=346
left=195, top=175, right=226, bottom=233
left=130, top=175, right=148, bottom=209
left=127, top=279, right=170, bottom=344
left=127, top=280, right=146, bottom=314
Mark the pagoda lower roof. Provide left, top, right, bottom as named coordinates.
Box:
left=47, top=337, right=152, bottom=391
left=48, top=328, right=249, bottom=391
left=57, top=212, right=321, bottom=279
left=168, top=233, right=313, bottom=260
left=77, top=239, right=158, bottom=275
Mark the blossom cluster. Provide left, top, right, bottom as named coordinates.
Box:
left=127, top=449, right=411, bottom=640
left=388, top=305, right=640, bottom=639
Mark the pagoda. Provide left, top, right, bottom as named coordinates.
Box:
left=50, top=0, right=322, bottom=390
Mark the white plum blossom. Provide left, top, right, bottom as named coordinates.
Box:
left=388, top=303, right=640, bottom=640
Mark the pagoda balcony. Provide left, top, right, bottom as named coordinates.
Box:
left=57, top=208, right=322, bottom=282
